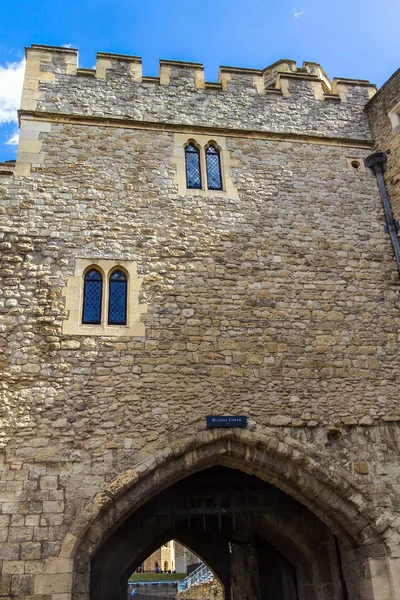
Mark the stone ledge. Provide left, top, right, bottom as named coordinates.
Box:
left=97, top=51, right=142, bottom=63
left=160, top=59, right=204, bottom=69
left=76, top=68, right=95, bottom=78
left=28, top=43, right=78, bottom=55
left=333, top=77, right=377, bottom=88
left=0, top=161, right=15, bottom=176
left=219, top=65, right=263, bottom=76
left=17, top=111, right=375, bottom=149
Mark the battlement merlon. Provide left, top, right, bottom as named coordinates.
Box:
left=21, top=44, right=377, bottom=112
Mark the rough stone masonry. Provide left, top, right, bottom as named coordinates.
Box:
left=0, top=44, right=400, bottom=599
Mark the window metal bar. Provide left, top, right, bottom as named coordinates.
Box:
left=205, top=145, right=223, bottom=190
left=108, top=270, right=128, bottom=325
left=185, top=143, right=202, bottom=189
left=82, top=269, right=102, bottom=325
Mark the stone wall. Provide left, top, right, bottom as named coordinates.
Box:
left=141, top=542, right=177, bottom=572
left=21, top=46, right=376, bottom=141
left=1, top=44, right=400, bottom=600
left=365, top=68, right=400, bottom=219
left=130, top=596, right=173, bottom=600
left=2, top=124, right=400, bottom=436
left=142, top=548, right=161, bottom=572
left=174, top=545, right=198, bottom=574
left=130, top=594, right=175, bottom=600
left=128, top=583, right=177, bottom=598
left=176, top=581, right=223, bottom=600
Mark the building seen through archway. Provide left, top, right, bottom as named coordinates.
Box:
left=89, top=466, right=354, bottom=600
left=129, top=542, right=205, bottom=598
left=135, top=539, right=199, bottom=575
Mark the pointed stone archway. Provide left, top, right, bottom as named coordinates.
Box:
left=56, top=429, right=397, bottom=600
left=90, top=465, right=347, bottom=600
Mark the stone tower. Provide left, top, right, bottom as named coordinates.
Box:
left=0, top=44, right=400, bottom=600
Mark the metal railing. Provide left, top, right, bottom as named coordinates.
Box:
left=177, top=563, right=214, bottom=592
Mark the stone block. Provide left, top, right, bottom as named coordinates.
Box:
left=2, top=561, right=25, bottom=575
left=0, top=515, right=10, bottom=543
left=44, top=558, right=73, bottom=574
left=0, top=544, right=20, bottom=560
left=8, top=526, right=33, bottom=542
left=39, top=477, right=58, bottom=491
left=20, top=542, right=42, bottom=560
left=0, top=575, right=11, bottom=596
left=354, top=461, right=370, bottom=474
left=11, top=574, right=33, bottom=595
left=34, top=573, right=72, bottom=594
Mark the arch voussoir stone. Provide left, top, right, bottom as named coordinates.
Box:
left=64, top=428, right=387, bottom=569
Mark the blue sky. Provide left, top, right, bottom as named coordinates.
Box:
left=0, top=0, right=399, bottom=162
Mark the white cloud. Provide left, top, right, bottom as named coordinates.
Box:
left=294, top=9, right=306, bottom=18
left=5, top=131, right=19, bottom=145
left=62, top=43, right=75, bottom=49
left=0, top=58, right=25, bottom=126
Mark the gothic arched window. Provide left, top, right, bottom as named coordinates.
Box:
left=185, top=143, right=202, bottom=189
left=108, top=270, right=128, bottom=325
left=82, top=269, right=102, bottom=325
left=205, top=144, right=222, bottom=190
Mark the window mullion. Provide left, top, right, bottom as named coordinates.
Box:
left=103, top=270, right=109, bottom=327
left=200, top=147, right=207, bottom=191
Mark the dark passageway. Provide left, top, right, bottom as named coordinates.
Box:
left=90, top=466, right=347, bottom=600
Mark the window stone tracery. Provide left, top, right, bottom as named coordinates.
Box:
left=63, top=258, right=146, bottom=336
left=172, top=132, right=238, bottom=197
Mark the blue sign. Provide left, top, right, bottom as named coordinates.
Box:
left=206, top=416, right=248, bottom=428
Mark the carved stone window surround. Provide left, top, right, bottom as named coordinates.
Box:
left=62, top=258, right=147, bottom=336
left=172, top=133, right=238, bottom=198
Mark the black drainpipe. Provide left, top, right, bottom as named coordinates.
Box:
left=365, top=151, right=400, bottom=277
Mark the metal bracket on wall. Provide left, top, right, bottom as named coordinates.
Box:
left=384, top=221, right=400, bottom=234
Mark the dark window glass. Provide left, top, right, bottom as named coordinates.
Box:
left=108, top=270, right=127, bottom=325
left=206, top=145, right=223, bottom=190
left=185, top=143, right=202, bottom=189
left=82, top=269, right=102, bottom=325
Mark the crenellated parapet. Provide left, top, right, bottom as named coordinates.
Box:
left=16, top=44, right=379, bottom=176
left=21, top=44, right=377, bottom=106
left=21, top=45, right=78, bottom=112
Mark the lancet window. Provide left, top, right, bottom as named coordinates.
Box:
left=81, top=267, right=128, bottom=327
left=82, top=269, right=102, bottom=325
left=205, top=144, right=223, bottom=190
left=108, top=270, right=128, bottom=325
left=185, top=143, right=202, bottom=189
left=185, top=140, right=223, bottom=191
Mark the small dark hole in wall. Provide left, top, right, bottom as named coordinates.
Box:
left=327, top=429, right=342, bottom=442
left=351, top=160, right=360, bottom=170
